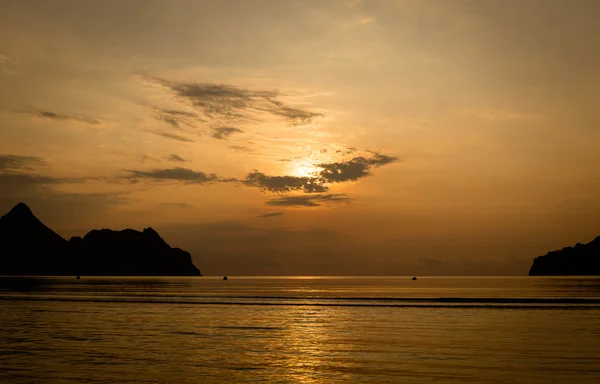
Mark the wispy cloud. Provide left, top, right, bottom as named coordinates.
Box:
left=152, top=78, right=323, bottom=126
left=266, top=194, right=352, bottom=207
left=125, top=167, right=219, bottom=184
left=360, top=17, right=375, bottom=24
left=147, top=131, right=194, bottom=143
left=230, top=145, right=252, bottom=152
left=166, top=154, right=187, bottom=163
left=257, top=211, right=285, bottom=218
left=154, top=108, right=199, bottom=128
left=0, top=54, right=18, bottom=64
left=31, top=110, right=102, bottom=125
left=0, top=172, right=58, bottom=187
left=160, top=202, right=193, bottom=208
left=243, top=152, right=398, bottom=194
left=244, top=171, right=327, bottom=193
left=318, top=153, right=398, bottom=183
left=262, top=98, right=324, bottom=126
left=0, top=155, right=47, bottom=172
left=212, top=127, right=244, bottom=140
left=0, top=156, right=97, bottom=187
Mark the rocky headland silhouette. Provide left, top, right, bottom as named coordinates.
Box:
left=529, top=236, right=600, bottom=276
left=0, top=202, right=201, bottom=276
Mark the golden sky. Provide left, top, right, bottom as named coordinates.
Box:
left=1, top=0, right=599, bottom=275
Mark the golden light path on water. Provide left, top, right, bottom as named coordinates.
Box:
left=1, top=277, right=600, bottom=382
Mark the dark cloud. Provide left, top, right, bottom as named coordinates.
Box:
left=229, top=145, right=252, bottom=152
left=147, top=131, right=194, bottom=142
left=125, top=167, right=219, bottom=184
left=33, top=110, right=101, bottom=125
left=212, top=127, right=244, bottom=140
left=0, top=173, right=58, bottom=189
left=0, top=155, right=47, bottom=171
left=160, top=202, right=193, bottom=208
left=257, top=211, right=285, bottom=218
left=166, top=154, right=187, bottom=163
left=154, top=78, right=322, bottom=125
left=241, top=152, right=397, bottom=195
left=266, top=194, right=351, bottom=207
left=140, top=155, right=159, bottom=163
left=155, top=108, right=199, bottom=128
left=244, top=171, right=327, bottom=193
left=264, top=99, right=323, bottom=125
left=318, top=153, right=399, bottom=183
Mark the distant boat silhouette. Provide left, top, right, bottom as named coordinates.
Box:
left=223, top=276, right=228, bottom=281
left=412, top=277, right=417, bottom=280
left=76, top=275, right=80, bottom=280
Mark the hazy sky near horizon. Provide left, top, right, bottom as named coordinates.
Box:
left=1, top=0, right=599, bottom=275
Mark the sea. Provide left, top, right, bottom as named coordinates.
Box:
left=1, top=276, right=599, bottom=383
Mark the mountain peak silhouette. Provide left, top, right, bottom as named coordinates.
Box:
left=10, top=201, right=32, bottom=212
left=5, top=202, right=36, bottom=220
left=0, top=202, right=201, bottom=276
left=0, top=202, right=70, bottom=275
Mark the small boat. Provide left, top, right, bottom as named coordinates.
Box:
left=76, top=276, right=81, bottom=280
left=412, top=276, right=417, bottom=281
left=223, top=276, right=228, bottom=281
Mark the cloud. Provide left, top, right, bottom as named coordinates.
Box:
left=125, top=167, right=219, bottom=184
left=0, top=54, right=18, bottom=64
left=153, top=78, right=322, bottom=125
left=160, top=202, right=193, bottom=208
left=212, top=127, right=244, bottom=140
left=155, top=108, right=199, bottom=128
left=0, top=155, right=47, bottom=171
left=318, top=153, right=398, bottom=183
left=166, top=154, right=187, bottom=163
left=242, top=152, right=397, bottom=195
left=360, top=17, right=375, bottom=24
left=0, top=155, right=99, bottom=187
left=33, top=110, right=101, bottom=125
left=147, top=131, right=194, bottom=142
left=257, top=211, right=285, bottom=218
left=0, top=172, right=58, bottom=188
left=230, top=145, right=252, bottom=152
left=263, top=99, right=323, bottom=125
left=266, top=194, right=352, bottom=207
left=244, top=171, right=327, bottom=193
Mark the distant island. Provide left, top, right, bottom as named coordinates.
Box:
left=529, top=236, right=600, bottom=276
left=0, top=202, right=201, bottom=276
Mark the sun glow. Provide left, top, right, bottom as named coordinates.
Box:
left=289, top=160, right=320, bottom=178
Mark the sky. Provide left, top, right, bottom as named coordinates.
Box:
left=1, top=0, right=599, bottom=275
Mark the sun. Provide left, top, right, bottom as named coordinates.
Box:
left=289, top=160, right=319, bottom=178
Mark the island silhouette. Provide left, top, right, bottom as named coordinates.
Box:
left=0, top=202, right=201, bottom=276
left=529, top=236, right=600, bottom=276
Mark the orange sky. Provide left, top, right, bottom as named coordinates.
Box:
left=1, top=0, right=599, bottom=275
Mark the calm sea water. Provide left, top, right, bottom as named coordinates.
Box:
left=1, top=276, right=599, bottom=383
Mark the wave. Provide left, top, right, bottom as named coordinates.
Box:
left=185, top=295, right=600, bottom=304
left=1, top=295, right=600, bottom=309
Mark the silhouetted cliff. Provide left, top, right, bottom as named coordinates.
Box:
left=0, top=203, right=73, bottom=275
left=71, top=228, right=200, bottom=276
left=529, top=237, right=600, bottom=276
left=0, top=203, right=201, bottom=276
